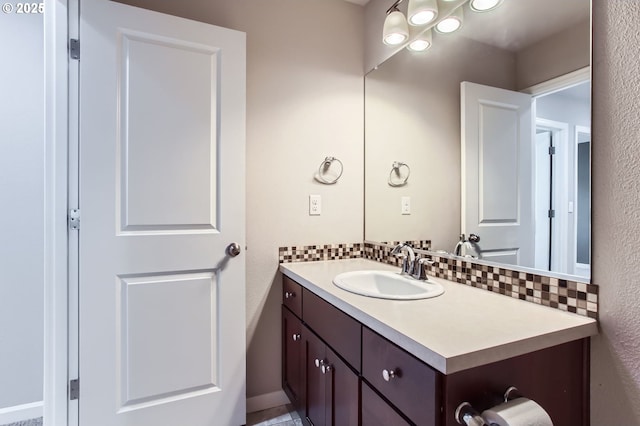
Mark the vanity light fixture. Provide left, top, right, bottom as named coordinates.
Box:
left=407, top=29, right=433, bottom=52
left=383, top=3, right=409, bottom=45
left=407, top=0, right=438, bottom=26
left=470, top=0, right=503, bottom=12
left=435, top=6, right=464, bottom=34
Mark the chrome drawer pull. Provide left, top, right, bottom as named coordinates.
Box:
left=314, top=358, right=325, bottom=368
left=292, top=333, right=301, bottom=342
left=284, top=291, right=296, bottom=299
left=322, top=364, right=332, bottom=374
left=382, top=369, right=397, bottom=381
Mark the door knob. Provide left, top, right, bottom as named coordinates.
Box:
left=226, top=243, right=241, bottom=257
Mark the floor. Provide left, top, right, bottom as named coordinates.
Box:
left=1, top=419, right=43, bottom=426
left=246, top=404, right=303, bottom=426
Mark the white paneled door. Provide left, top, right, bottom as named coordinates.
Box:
left=78, top=1, right=246, bottom=425
left=461, top=82, right=534, bottom=267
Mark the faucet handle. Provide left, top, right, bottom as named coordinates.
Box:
left=412, top=256, right=433, bottom=280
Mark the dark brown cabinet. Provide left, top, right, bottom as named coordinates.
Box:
left=362, top=327, right=441, bottom=425
left=282, top=275, right=590, bottom=426
left=361, top=381, right=411, bottom=426
left=304, top=329, right=359, bottom=426
left=282, top=305, right=304, bottom=411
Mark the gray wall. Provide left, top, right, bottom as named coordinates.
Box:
left=591, top=1, right=640, bottom=423
left=516, top=19, right=591, bottom=90
left=0, top=12, right=45, bottom=409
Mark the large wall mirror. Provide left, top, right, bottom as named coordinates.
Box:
left=364, top=0, right=591, bottom=280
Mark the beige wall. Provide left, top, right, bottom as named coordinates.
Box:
left=591, top=1, right=640, bottom=423
left=115, top=0, right=364, bottom=401
left=516, top=19, right=590, bottom=90
left=365, top=37, right=516, bottom=250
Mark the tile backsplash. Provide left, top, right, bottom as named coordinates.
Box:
left=278, top=243, right=363, bottom=263
left=279, top=240, right=598, bottom=319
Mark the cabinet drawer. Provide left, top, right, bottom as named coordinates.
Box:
left=362, top=381, right=411, bottom=426
left=362, top=327, right=440, bottom=425
left=283, top=275, right=302, bottom=318
left=302, top=288, right=361, bottom=371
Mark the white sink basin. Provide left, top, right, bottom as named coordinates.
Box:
left=332, top=270, right=444, bottom=300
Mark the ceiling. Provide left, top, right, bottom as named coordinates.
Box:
left=457, top=0, right=590, bottom=52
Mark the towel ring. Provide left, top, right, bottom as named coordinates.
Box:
left=315, top=156, right=343, bottom=185
left=388, top=161, right=410, bottom=187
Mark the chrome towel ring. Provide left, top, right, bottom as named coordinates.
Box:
left=314, top=156, right=344, bottom=185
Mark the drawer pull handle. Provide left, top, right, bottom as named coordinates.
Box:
left=284, top=291, right=296, bottom=299
left=321, top=364, right=332, bottom=374
left=314, top=358, right=325, bottom=368
left=382, top=369, right=397, bottom=382
left=292, top=333, right=301, bottom=341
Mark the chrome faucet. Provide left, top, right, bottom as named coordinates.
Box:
left=391, top=243, right=433, bottom=280
left=453, top=234, right=481, bottom=259
left=453, top=234, right=466, bottom=256
left=391, top=243, right=415, bottom=275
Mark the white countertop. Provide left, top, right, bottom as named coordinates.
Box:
left=280, top=258, right=598, bottom=374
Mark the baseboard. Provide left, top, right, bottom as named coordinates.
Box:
left=246, top=390, right=290, bottom=413
left=0, top=401, right=43, bottom=424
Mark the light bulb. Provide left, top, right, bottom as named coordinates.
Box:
left=407, top=0, right=438, bottom=26
left=408, top=39, right=431, bottom=51
left=435, top=7, right=463, bottom=34
left=382, top=10, right=409, bottom=45
left=470, top=0, right=503, bottom=12
left=407, top=29, right=433, bottom=52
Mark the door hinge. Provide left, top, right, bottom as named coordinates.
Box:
left=548, top=146, right=556, bottom=155
left=548, top=209, right=555, bottom=218
left=69, top=209, right=80, bottom=230
left=69, top=379, right=79, bottom=400
left=69, top=39, right=80, bottom=60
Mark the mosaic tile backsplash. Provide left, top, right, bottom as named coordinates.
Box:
left=279, top=241, right=598, bottom=319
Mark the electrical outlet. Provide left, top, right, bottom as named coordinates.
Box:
left=309, top=194, right=322, bottom=216
left=401, top=196, right=411, bottom=215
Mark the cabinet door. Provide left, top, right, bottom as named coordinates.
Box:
left=362, top=381, right=411, bottom=426
left=326, top=346, right=359, bottom=426
left=305, top=329, right=326, bottom=426
left=282, top=306, right=303, bottom=410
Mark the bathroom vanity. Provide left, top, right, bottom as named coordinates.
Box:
left=280, top=259, right=597, bottom=426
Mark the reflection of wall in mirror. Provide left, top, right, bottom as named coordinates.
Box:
left=365, top=18, right=590, bottom=254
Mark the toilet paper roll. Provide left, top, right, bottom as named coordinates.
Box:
left=481, top=397, right=553, bottom=426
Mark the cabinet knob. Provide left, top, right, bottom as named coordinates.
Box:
left=284, top=291, right=296, bottom=299
left=314, top=358, right=325, bottom=368
left=292, top=333, right=301, bottom=342
left=321, top=364, right=332, bottom=374
left=382, top=369, right=397, bottom=382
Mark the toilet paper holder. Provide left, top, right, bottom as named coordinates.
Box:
left=454, top=386, right=523, bottom=426
left=454, top=402, right=488, bottom=426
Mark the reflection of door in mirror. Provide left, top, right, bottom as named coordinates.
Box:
left=461, top=82, right=534, bottom=267
left=462, top=79, right=591, bottom=278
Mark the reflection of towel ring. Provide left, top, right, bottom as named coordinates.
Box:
left=388, top=161, right=410, bottom=187
left=314, top=156, right=344, bottom=185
